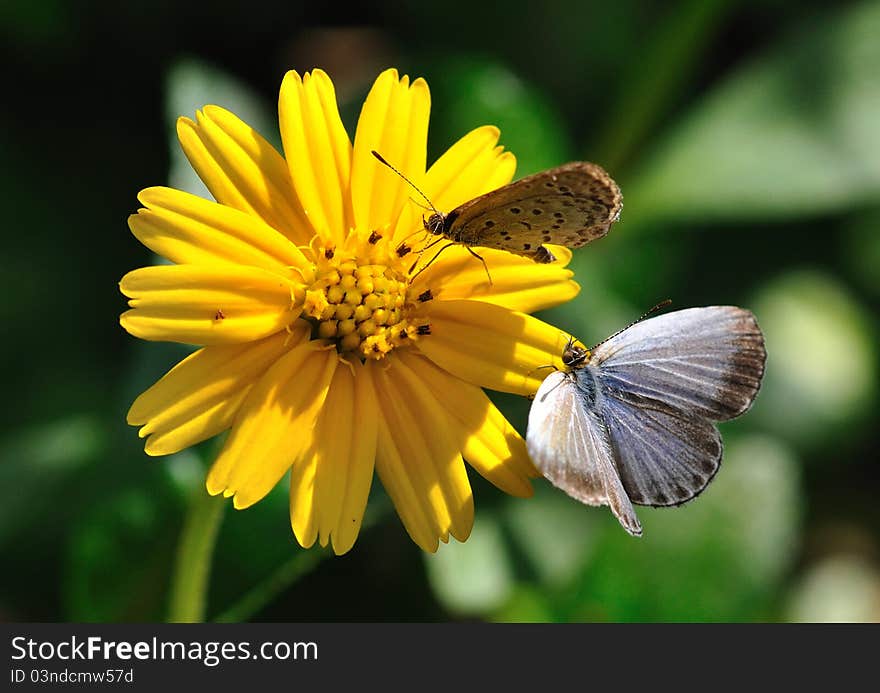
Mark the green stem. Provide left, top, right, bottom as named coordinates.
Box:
left=167, top=492, right=226, bottom=623
left=212, top=497, right=392, bottom=622
left=213, top=550, right=325, bottom=623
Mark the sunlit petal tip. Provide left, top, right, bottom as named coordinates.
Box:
left=281, top=69, right=303, bottom=87
left=545, top=244, right=573, bottom=266
left=143, top=440, right=171, bottom=457
left=232, top=493, right=256, bottom=510
left=175, top=114, right=197, bottom=132
left=376, top=67, right=400, bottom=82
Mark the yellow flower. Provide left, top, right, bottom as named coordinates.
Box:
left=121, top=68, right=580, bottom=554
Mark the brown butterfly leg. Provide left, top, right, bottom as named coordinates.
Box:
left=408, top=236, right=449, bottom=274
left=409, top=242, right=460, bottom=283
left=464, top=247, right=493, bottom=287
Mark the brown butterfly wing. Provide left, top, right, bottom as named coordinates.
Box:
left=443, top=162, right=622, bottom=261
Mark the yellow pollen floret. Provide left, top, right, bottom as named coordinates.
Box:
left=301, top=243, right=424, bottom=360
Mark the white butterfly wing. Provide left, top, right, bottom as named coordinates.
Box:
left=599, top=388, right=722, bottom=506
left=527, top=371, right=642, bottom=536
left=591, top=306, right=766, bottom=422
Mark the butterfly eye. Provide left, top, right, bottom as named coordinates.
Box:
left=424, top=213, right=445, bottom=235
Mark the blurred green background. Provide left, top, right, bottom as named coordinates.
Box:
left=2, top=0, right=879, bottom=622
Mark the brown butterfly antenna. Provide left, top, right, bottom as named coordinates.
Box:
left=372, top=150, right=493, bottom=286
left=371, top=151, right=440, bottom=217
left=589, top=299, right=672, bottom=352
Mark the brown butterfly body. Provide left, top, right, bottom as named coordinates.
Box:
left=424, top=162, right=622, bottom=263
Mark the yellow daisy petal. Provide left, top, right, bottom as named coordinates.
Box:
left=422, top=125, right=517, bottom=213
left=176, top=106, right=313, bottom=243
left=410, top=244, right=579, bottom=313
left=373, top=360, right=474, bottom=552
left=416, top=299, right=570, bottom=396
left=351, top=69, right=430, bottom=236
left=289, top=360, right=377, bottom=554
left=130, top=187, right=310, bottom=270
left=207, top=342, right=338, bottom=509
left=279, top=69, right=352, bottom=244
left=120, top=265, right=302, bottom=345
left=128, top=326, right=308, bottom=455
left=397, top=351, right=538, bottom=495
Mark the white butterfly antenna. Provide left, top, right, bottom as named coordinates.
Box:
left=589, top=299, right=672, bottom=352
left=371, top=151, right=441, bottom=217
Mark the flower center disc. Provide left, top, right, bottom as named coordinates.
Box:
left=302, top=242, right=424, bottom=360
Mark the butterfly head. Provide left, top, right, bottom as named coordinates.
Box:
left=424, top=212, right=447, bottom=236
left=562, top=336, right=590, bottom=369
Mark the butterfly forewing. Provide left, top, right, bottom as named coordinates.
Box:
left=527, top=371, right=643, bottom=536
left=591, top=306, right=767, bottom=422
left=444, top=162, right=622, bottom=262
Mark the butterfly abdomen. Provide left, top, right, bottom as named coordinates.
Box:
left=572, top=366, right=602, bottom=409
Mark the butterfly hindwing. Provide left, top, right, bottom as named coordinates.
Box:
left=597, top=386, right=722, bottom=507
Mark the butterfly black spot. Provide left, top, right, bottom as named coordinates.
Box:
left=509, top=207, right=521, bottom=214
left=484, top=220, right=495, bottom=228
left=563, top=191, right=574, bottom=197
left=504, top=235, right=512, bottom=241
left=551, top=224, right=561, bottom=230
left=523, top=243, right=531, bottom=250
left=543, top=234, right=552, bottom=242
left=532, top=209, right=542, bottom=215
left=554, top=212, right=564, bottom=219
left=544, top=181, right=555, bottom=188
left=558, top=185, right=570, bottom=193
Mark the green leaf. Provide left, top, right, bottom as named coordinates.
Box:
left=424, top=57, right=572, bottom=176
left=64, top=485, right=182, bottom=621
left=625, top=1, right=880, bottom=225
left=749, top=269, right=877, bottom=449
left=786, top=555, right=880, bottom=622
left=0, top=416, right=104, bottom=546
left=424, top=515, right=514, bottom=615
left=503, top=484, right=602, bottom=589
left=571, top=434, right=802, bottom=621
